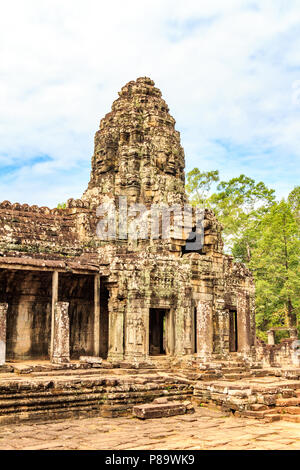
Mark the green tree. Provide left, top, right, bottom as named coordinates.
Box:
left=186, top=169, right=219, bottom=207
left=186, top=170, right=276, bottom=260
left=209, top=175, right=276, bottom=260
left=250, top=199, right=300, bottom=330
left=186, top=169, right=300, bottom=334
left=288, top=185, right=300, bottom=224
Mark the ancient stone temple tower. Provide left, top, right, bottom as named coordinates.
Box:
left=0, top=77, right=256, bottom=366
left=82, top=77, right=185, bottom=207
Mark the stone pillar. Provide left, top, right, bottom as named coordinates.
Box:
left=183, top=306, right=193, bottom=355
left=174, top=306, right=185, bottom=356
left=124, top=312, right=147, bottom=361
left=166, top=309, right=175, bottom=355
left=50, top=270, right=59, bottom=358
left=93, top=274, right=100, bottom=356
left=108, top=312, right=124, bottom=362
left=0, top=303, right=8, bottom=366
left=196, top=300, right=213, bottom=360
left=267, top=330, right=275, bottom=346
left=51, top=301, right=70, bottom=364
left=237, top=290, right=251, bottom=355
left=107, top=290, right=124, bottom=362
left=144, top=302, right=150, bottom=358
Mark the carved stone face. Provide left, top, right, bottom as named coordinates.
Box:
left=155, top=151, right=166, bottom=172
left=165, top=148, right=176, bottom=175
left=94, top=139, right=117, bottom=174
left=118, top=150, right=141, bottom=189
left=155, top=147, right=177, bottom=175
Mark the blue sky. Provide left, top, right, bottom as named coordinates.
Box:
left=0, top=0, right=300, bottom=207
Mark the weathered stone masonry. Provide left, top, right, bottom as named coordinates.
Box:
left=0, top=77, right=256, bottom=365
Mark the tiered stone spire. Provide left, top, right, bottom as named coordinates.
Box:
left=82, top=77, right=186, bottom=207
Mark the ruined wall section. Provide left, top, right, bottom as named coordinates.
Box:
left=0, top=199, right=107, bottom=267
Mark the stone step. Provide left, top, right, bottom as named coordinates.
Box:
left=249, top=404, right=268, bottom=411
left=249, top=370, right=271, bottom=378
left=281, top=414, right=300, bottom=423
left=263, top=414, right=281, bottom=423
left=132, top=400, right=189, bottom=419
left=226, top=362, right=247, bottom=368
left=239, top=409, right=273, bottom=419
left=221, top=368, right=248, bottom=374
left=223, top=373, right=252, bottom=380
left=275, top=397, right=300, bottom=407
left=200, top=373, right=223, bottom=381
left=276, top=407, right=300, bottom=415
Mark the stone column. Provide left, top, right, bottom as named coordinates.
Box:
left=196, top=300, right=213, bottom=360
left=144, top=300, right=151, bottom=358
left=267, top=330, right=275, bottom=346
left=107, top=290, right=124, bottom=362
left=166, top=308, right=175, bottom=355
left=237, top=290, right=251, bottom=355
left=108, top=312, right=124, bottom=362
left=93, top=274, right=101, bottom=356
left=0, top=303, right=8, bottom=366
left=124, top=295, right=149, bottom=361
left=51, top=302, right=70, bottom=364
left=50, top=270, right=59, bottom=358
left=183, top=306, right=193, bottom=355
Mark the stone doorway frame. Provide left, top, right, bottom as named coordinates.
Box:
left=148, top=306, right=175, bottom=356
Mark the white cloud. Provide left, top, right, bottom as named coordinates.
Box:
left=0, top=0, right=300, bottom=206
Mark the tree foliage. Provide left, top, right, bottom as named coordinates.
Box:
left=57, top=202, right=66, bottom=210
left=251, top=200, right=300, bottom=330
left=186, top=168, right=300, bottom=334
left=186, top=169, right=219, bottom=207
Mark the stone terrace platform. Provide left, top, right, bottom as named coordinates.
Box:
left=0, top=358, right=299, bottom=426
left=0, top=361, right=193, bottom=425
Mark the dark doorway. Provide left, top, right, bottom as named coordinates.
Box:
left=149, top=308, right=167, bottom=355
left=229, top=310, right=238, bottom=352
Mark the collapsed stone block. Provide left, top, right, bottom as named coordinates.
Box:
left=133, top=402, right=187, bottom=419
left=80, top=356, right=103, bottom=365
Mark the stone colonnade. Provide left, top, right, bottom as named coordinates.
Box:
left=0, top=270, right=103, bottom=365
left=0, top=271, right=253, bottom=364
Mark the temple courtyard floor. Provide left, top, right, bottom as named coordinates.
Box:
left=0, top=407, right=299, bottom=451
